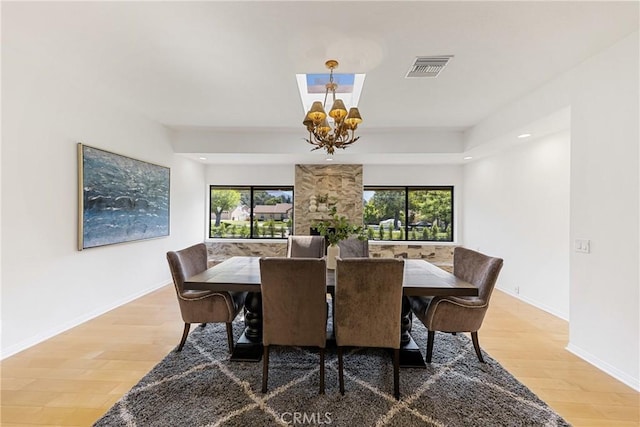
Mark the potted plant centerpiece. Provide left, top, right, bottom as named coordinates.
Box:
left=313, top=205, right=366, bottom=269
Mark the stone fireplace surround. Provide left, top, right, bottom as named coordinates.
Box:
left=206, top=164, right=455, bottom=270
left=293, top=164, right=363, bottom=236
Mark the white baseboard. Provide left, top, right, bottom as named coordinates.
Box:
left=497, top=287, right=569, bottom=321
left=1, top=279, right=170, bottom=360
left=566, top=343, right=640, bottom=392
left=498, top=287, right=639, bottom=391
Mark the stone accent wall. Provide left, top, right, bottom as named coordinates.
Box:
left=206, top=241, right=455, bottom=272
left=206, top=241, right=286, bottom=262
left=294, top=164, right=363, bottom=235
left=369, top=244, right=455, bottom=272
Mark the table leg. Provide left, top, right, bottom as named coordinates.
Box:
left=399, top=296, right=426, bottom=368
left=230, top=291, right=263, bottom=362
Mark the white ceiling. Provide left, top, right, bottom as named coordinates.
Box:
left=4, top=1, right=638, bottom=164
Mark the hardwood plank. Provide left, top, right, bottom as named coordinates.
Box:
left=1, top=284, right=638, bottom=426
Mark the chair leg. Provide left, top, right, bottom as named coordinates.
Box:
left=338, top=347, right=345, bottom=395
left=426, top=330, right=435, bottom=363
left=393, top=348, right=400, bottom=400
left=225, top=322, right=234, bottom=354
left=176, top=323, right=191, bottom=352
left=261, top=345, right=270, bottom=393
left=471, top=331, right=485, bottom=363
left=319, top=347, right=325, bottom=395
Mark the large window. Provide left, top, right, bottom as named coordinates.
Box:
left=363, top=186, right=453, bottom=242
left=209, top=186, right=293, bottom=239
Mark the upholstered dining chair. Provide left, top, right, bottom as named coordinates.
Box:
left=409, top=247, right=503, bottom=363
left=166, top=243, right=246, bottom=353
left=337, top=237, right=369, bottom=258
left=286, top=235, right=325, bottom=258
left=335, top=257, right=405, bottom=400
left=259, top=257, right=328, bottom=394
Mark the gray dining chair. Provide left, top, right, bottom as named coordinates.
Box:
left=328, top=238, right=369, bottom=329
left=286, top=235, right=325, bottom=258
left=259, top=257, right=328, bottom=394
left=409, top=247, right=503, bottom=363
left=337, top=237, right=369, bottom=258
left=334, top=257, right=405, bottom=400
left=166, top=243, right=246, bottom=353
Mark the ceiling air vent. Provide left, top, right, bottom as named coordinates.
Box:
left=405, top=55, right=453, bottom=78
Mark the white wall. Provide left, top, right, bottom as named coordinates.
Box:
left=465, top=32, right=639, bottom=390
left=1, top=35, right=205, bottom=358
left=463, top=131, right=570, bottom=319
left=206, top=164, right=295, bottom=186
left=567, top=33, right=639, bottom=389
left=363, top=165, right=462, bottom=187
left=204, top=164, right=462, bottom=187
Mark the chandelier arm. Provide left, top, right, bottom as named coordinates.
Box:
left=345, top=136, right=360, bottom=146
left=350, top=128, right=359, bottom=143
left=306, top=134, right=323, bottom=150
left=311, top=130, right=327, bottom=146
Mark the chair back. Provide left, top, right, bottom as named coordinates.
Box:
left=335, top=258, right=404, bottom=349
left=453, top=247, right=504, bottom=303
left=286, top=235, right=325, bottom=258
left=337, top=238, right=369, bottom=258
left=167, top=243, right=208, bottom=295
left=259, top=257, right=327, bottom=348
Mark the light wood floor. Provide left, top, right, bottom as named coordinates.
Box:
left=1, top=286, right=638, bottom=426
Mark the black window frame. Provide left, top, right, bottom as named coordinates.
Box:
left=363, top=185, right=454, bottom=242
left=209, top=185, right=294, bottom=239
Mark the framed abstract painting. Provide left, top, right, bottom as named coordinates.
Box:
left=78, top=143, right=170, bottom=250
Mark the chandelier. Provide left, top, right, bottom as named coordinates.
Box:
left=303, top=60, right=363, bottom=155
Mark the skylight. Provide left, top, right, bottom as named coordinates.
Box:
left=296, top=72, right=366, bottom=116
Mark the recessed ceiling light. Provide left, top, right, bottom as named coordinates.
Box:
left=463, top=156, right=473, bottom=160
left=198, top=157, right=207, bottom=160
left=517, top=133, right=532, bottom=139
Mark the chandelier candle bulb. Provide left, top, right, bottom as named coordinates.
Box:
left=308, top=102, right=327, bottom=123
left=318, top=119, right=331, bottom=136
left=329, top=99, right=348, bottom=120
left=344, top=108, right=362, bottom=129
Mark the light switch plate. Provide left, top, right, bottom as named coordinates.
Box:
left=575, top=239, right=590, bottom=253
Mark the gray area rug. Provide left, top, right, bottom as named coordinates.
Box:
left=94, top=316, right=570, bottom=426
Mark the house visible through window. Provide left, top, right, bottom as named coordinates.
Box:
left=363, top=186, right=453, bottom=242
left=209, top=186, right=293, bottom=239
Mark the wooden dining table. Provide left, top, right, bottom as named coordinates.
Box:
left=184, top=256, right=478, bottom=368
